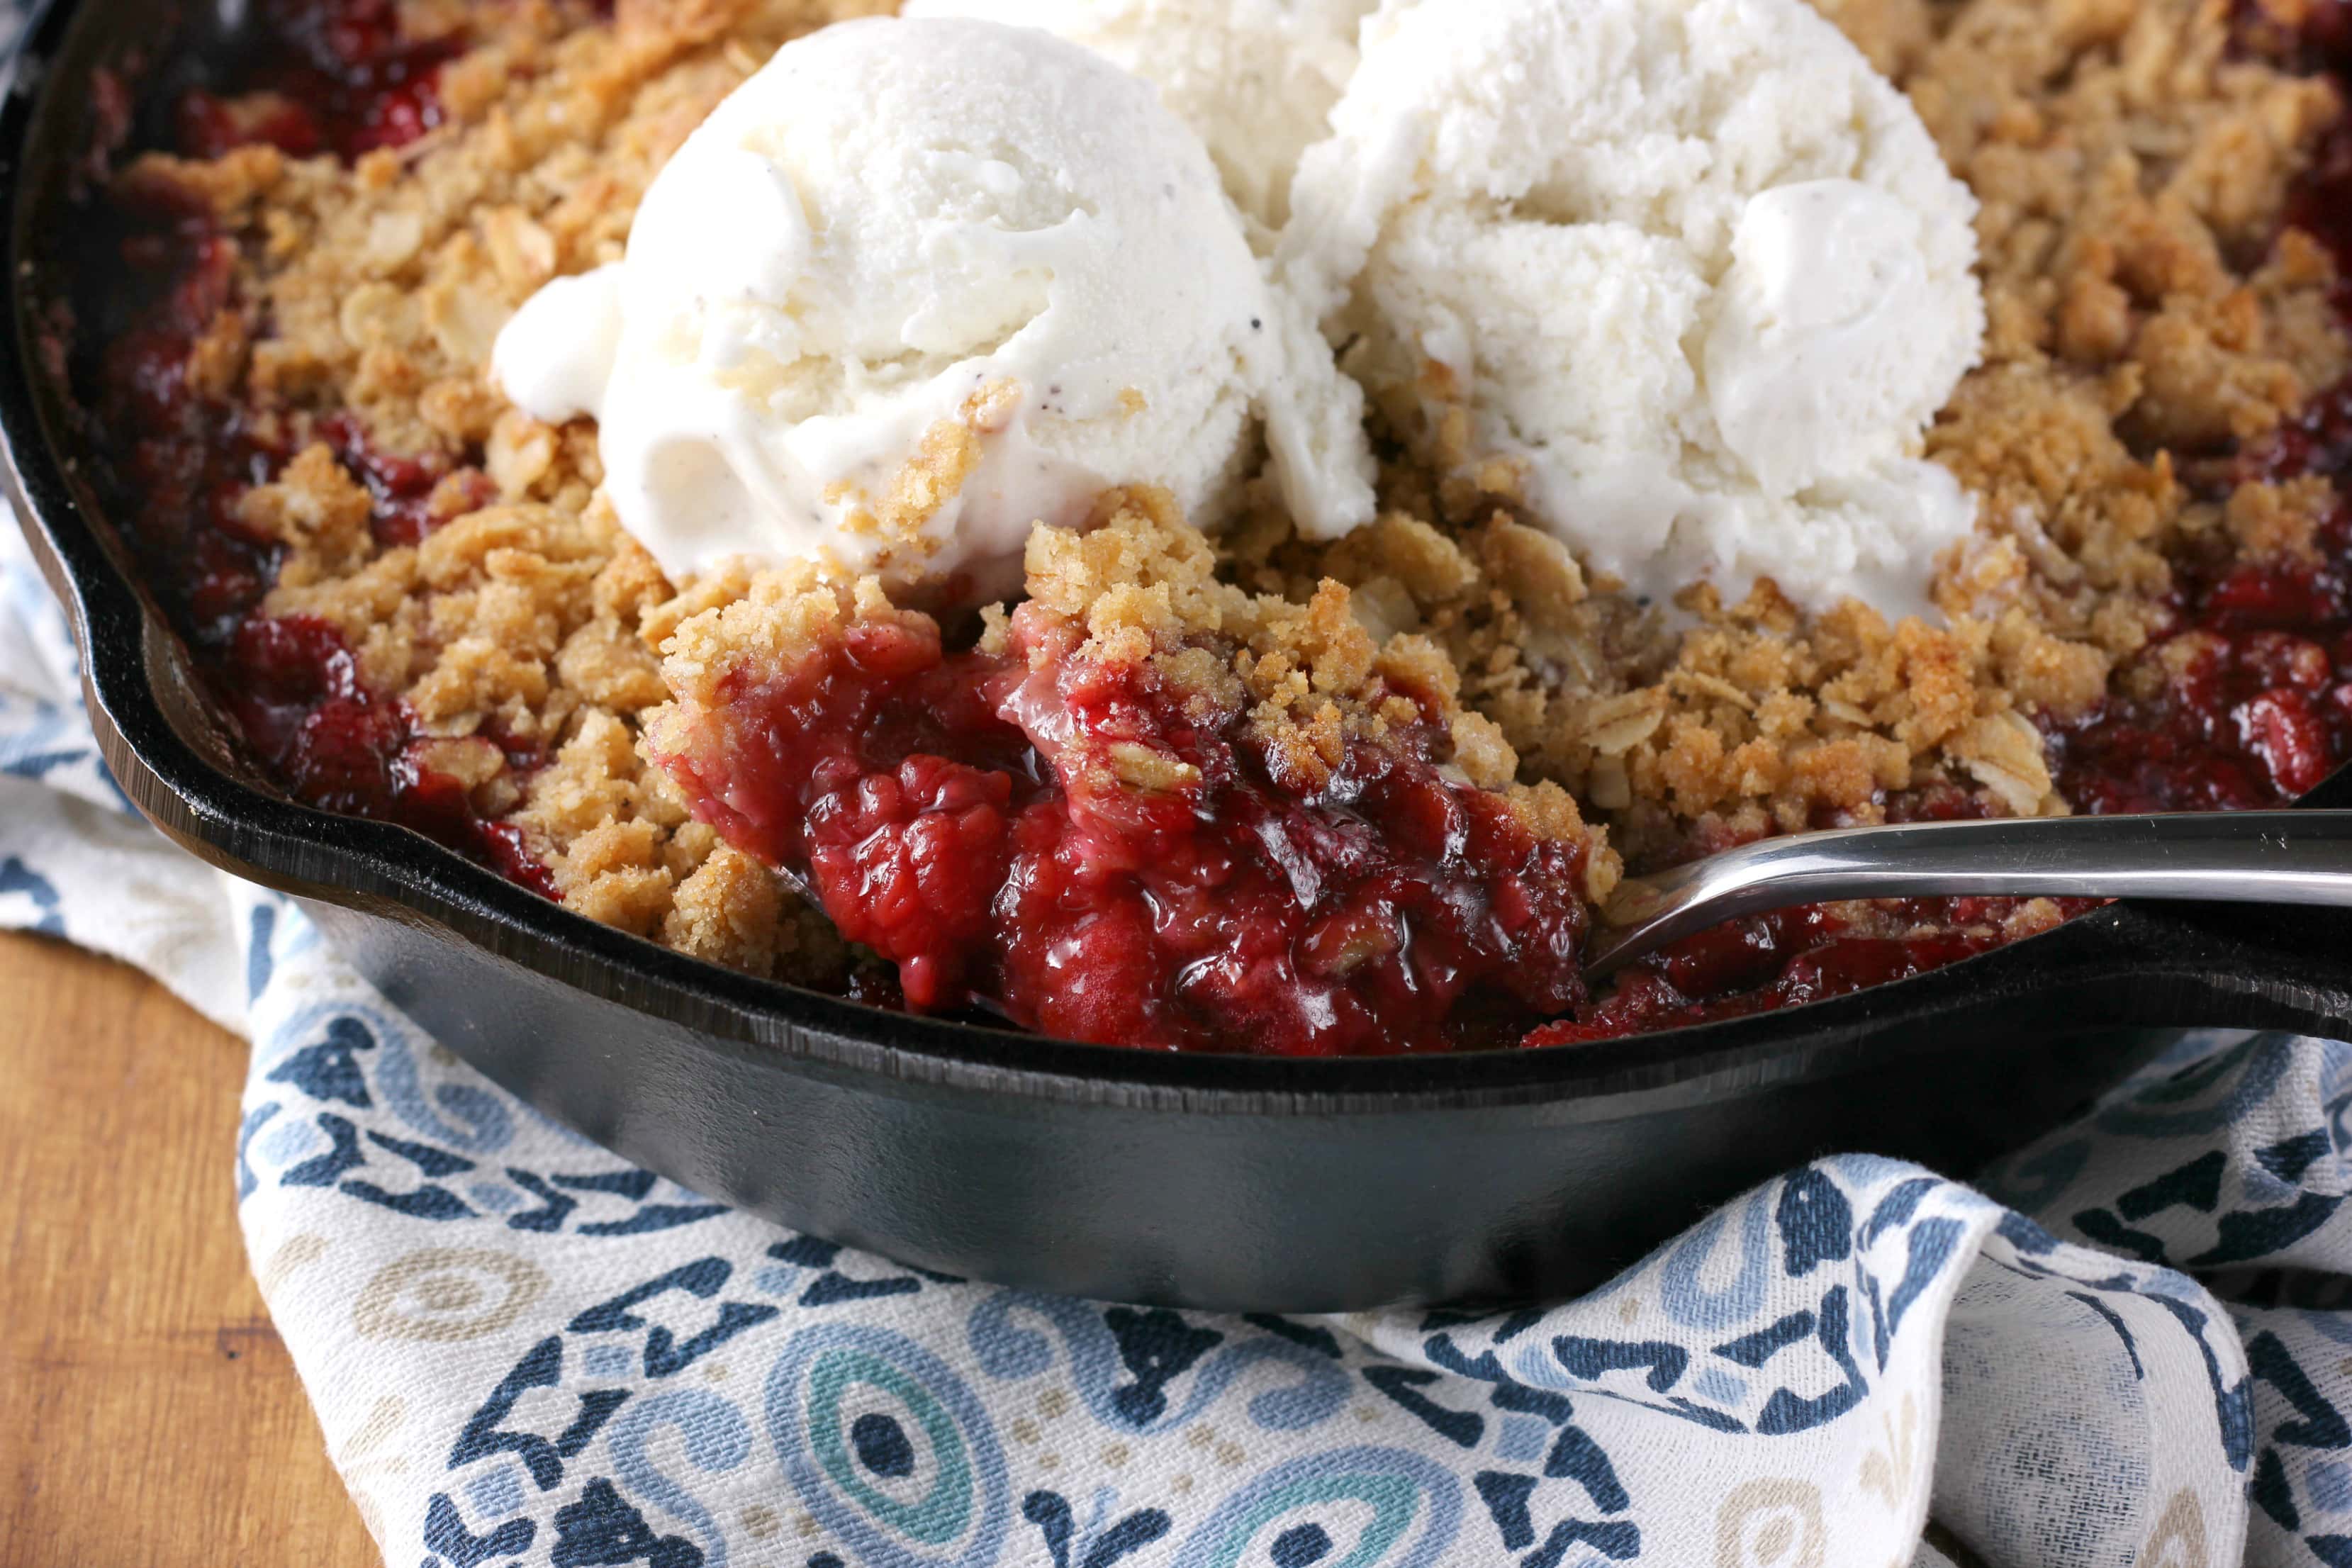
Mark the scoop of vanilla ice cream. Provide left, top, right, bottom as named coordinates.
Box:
left=901, top=0, right=1377, bottom=229
left=1284, top=0, right=1984, bottom=615
left=492, top=16, right=1373, bottom=597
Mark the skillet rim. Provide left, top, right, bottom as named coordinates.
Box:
left=1, top=0, right=2334, bottom=1117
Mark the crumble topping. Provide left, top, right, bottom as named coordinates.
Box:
left=645, top=492, right=1607, bottom=1048
left=654, top=487, right=1615, bottom=901
left=74, top=0, right=2352, bottom=1029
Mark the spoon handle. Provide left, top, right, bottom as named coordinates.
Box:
left=1588, top=809, right=2352, bottom=977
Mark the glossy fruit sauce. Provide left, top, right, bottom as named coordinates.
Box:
left=173, top=0, right=459, bottom=161
left=79, top=0, right=554, bottom=893
left=73, top=0, right=2352, bottom=1052
left=652, top=602, right=1591, bottom=1055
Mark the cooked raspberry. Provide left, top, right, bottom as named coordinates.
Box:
left=347, top=74, right=444, bottom=154
left=2049, top=497, right=2352, bottom=814
left=2239, top=688, right=2336, bottom=795
left=233, top=612, right=356, bottom=705
left=283, top=693, right=403, bottom=812
left=174, top=89, right=324, bottom=158
left=2204, top=561, right=2347, bottom=632
left=804, top=754, right=1016, bottom=1011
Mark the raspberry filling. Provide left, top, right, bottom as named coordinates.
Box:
left=78, top=4, right=537, bottom=895
left=2050, top=501, right=2352, bottom=814
left=223, top=614, right=557, bottom=900
left=173, top=0, right=459, bottom=162
left=650, top=603, right=1591, bottom=1054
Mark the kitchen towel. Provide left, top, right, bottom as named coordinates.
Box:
left=11, top=530, right=2352, bottom=1568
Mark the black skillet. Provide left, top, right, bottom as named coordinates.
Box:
left=9, top=0, right=2352, bottom=1312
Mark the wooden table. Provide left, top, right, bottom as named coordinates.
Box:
left=0, top=930, right=375, bottom=1566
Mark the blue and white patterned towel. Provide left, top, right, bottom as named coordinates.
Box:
left=13, top=515, right=2352, bottom=1568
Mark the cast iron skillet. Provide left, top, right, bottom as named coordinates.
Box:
left=10, top=0, right=2352, bottom=1312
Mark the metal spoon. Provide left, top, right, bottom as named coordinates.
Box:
left=1585, top=809, right=2352, bottom=978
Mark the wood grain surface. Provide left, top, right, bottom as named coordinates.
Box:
left=0, top=930, right=375, bottom=1567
